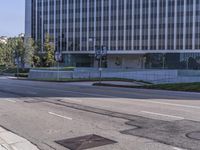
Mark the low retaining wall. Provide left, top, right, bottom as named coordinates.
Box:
left=29, top=70, right=73, bottom=79
left=29, top=69, right=179, bottom=83
left=73, top=70, right=178, bottom=81
left=178, top=70, right=200, bottom=76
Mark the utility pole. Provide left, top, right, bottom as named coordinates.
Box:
left=162, top=54, right=165, bottom=69
left=55, top=51, right=62, bottom=81
left=14, top=49, right=20, bottom=79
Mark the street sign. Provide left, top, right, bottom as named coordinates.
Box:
left=102, top=46, right=107, bottom=56
left=14, top=57, right=21, bottom=65
left=55, top=51, right=62, bottom=62
left=95, top=46, right=107, bottom=60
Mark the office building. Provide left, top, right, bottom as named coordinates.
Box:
left=25, top=0, right=200, bottom=69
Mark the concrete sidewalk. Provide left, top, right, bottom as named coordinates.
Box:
left=0, top=127, right=39, bottom=150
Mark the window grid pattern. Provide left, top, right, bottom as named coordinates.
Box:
left=32, top=0, right=200, bottom=52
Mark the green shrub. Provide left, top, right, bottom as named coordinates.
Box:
left=15, top=73, right=29, bottom=78
left=33, top=66, right=75, bottom=71
left=2, top=67, right=30, bottom=74
left=144, top=82, right=200, bottom=92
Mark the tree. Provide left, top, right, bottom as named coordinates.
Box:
left=0, top=36, right=41, bottom=68
left=24, top=37, right=35, bottom=67
left=2, top=38, right=17, bottom=67
left=15, top=37, right=25, bottom=68
left=32, top=40, right=41, bottom=67
left=43, top=34, right=55, bottom=67
left=0, top=43, right=6, bottom=65
left=0, top=35, right=56, bottom=68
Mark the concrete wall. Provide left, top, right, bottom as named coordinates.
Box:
left=29, top=68, right=200, bottom=84
left=178, top=70, right=200, bottom=76
left=29, top=70, right=73, bottom=79
left=155, top=77, right=200, bottom=84
left=29, top=69, right=179, bottom=83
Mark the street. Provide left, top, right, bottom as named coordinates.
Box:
left=0, top=76, right=200, bottom=150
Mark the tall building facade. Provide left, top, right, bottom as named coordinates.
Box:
left=25, top=0, right=200, bottom=69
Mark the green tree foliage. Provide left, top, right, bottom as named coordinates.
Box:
left=24, top=38, right=35, bottom=67
left=32, top=40, right=41, bottom=67
left=0, top=35, right=56, bottom=68
left=42, top=34, right=55, bottom=67
left=15, top=37, right=25, bottom=67
left=0, top=38, right=16, bottom=66
left=0, top=43, right=7, bottom=66
left=32, top=35, right=56, bottom=67
left=0, top=37, right=31, bottom=68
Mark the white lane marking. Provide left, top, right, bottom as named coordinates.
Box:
left=62, top=98, right=83, bottom=103
left=48, top=112, right=72, bottom=120
left=5, top=99, right=16, bottom=103
left=0, top=98, right=16, bottom=103
left=141, top=111, right=184, bottom=120
left=89, top=98, right=200, bottom=110
left=139, top=100, right=200, bottom=110
left=173, top=147, right=184, bottom=150
left=90, top=98, right=200, bottom=110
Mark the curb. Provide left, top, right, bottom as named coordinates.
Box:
left=0, top=127, right=39, bottom=150
left=93, top=83, right=143, bottom=89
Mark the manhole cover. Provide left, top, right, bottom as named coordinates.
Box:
left=55, top=134, right=117, bottom=150
left=187, top=131, right=200, bottom=140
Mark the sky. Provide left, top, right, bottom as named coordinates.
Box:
left=0, top=0, right=25, bottom=37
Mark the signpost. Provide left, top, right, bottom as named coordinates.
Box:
left=95, top=46, right=107, bottom=83
left=89, top=37, right=108, bottom=83
left=14, top=50, right=20, bottom=79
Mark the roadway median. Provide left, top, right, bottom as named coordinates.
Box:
left=94, top=81, right=200, bottom=93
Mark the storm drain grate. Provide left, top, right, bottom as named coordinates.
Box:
left=55, top=134, right=117, bottom=150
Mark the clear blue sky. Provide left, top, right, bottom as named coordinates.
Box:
left=0, top=0, right=25, bottom=37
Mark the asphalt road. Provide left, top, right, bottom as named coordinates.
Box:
left=0, top=76, right=200, bottom=150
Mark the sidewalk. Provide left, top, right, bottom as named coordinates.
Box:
left=0, top=127, right=39, bottom=150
